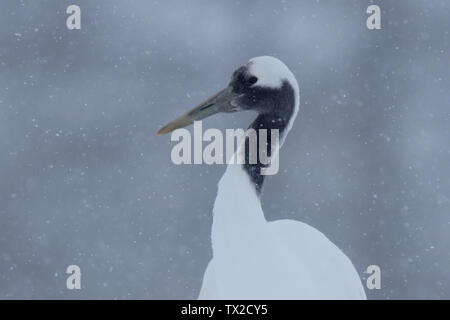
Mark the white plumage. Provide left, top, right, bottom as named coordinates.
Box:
left=157, top=56, right=366, bottom=300
left=199, top=162, right=366, bottom=299
left=198, top=57, right=366, bottom=300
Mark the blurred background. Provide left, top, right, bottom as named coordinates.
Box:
left=0, top=0, right=449, bottom=299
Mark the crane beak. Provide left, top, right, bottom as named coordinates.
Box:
left=157, top=86, right=238, bottom=135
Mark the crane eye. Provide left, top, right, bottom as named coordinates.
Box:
left=248, top=76, right=258, bottom=85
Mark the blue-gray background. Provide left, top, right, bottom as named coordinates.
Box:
left=0, top=0, right=449, bottom=299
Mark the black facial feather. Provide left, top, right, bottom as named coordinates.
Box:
left=228, top=67, right=296, bottom=194
left=241, top=86, right=296, bottom=193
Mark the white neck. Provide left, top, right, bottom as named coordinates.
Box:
left=210, top=62, right=300, bottom=256
left=211, top=162, right=267, bottom=255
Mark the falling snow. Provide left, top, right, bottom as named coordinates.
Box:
left=0, top=1, right=449, bottom=299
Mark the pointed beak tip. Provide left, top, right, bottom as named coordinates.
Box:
left=156, top=128, right=166, bottom=135
left=157, top=86, right=234, bottom=137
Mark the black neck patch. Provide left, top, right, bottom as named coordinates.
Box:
left=242, top=81, right=296, bottom=194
